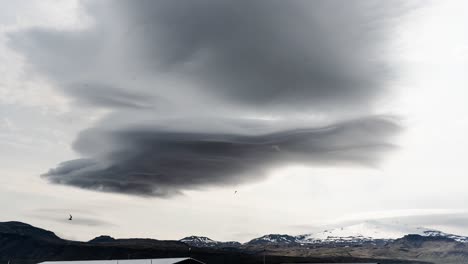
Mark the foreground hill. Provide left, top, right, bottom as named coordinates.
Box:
left=0, top=221, right=452, bottom=264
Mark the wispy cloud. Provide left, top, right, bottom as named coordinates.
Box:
left=27, top=208, right=115, bottom=227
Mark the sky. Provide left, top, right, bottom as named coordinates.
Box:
left=1, top=0, right=468, bottom=242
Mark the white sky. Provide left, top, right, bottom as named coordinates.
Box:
left=1, top=0, right=468, bottom=242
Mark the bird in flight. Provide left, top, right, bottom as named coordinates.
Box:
left=234, top=190, right=237, bottom=194
left=68, top=214, right=72, bottom=221
left=272, top=145, right=281, bottom=152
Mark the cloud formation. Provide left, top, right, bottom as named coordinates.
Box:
left=8, top=0, right=404, bottom=196
left=9, top=0, right=401, bottom=114
left=43, top=116, right=399, bottom=197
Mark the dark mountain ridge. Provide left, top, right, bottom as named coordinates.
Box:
left=0, top=221, right=62, bottom=241
left=0, top=221, right=456, bottom=264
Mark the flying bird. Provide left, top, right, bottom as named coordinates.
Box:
left=234, top=190, right=237, bottom=194
left=272, top=145, right=281, bottom=152
left=68, top=214, right=72, bottom=221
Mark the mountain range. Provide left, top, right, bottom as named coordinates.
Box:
left=2, top=220, right=468, bottom=264
left=181, top=220, right=468, bottom=247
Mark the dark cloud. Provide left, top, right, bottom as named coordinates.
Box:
left=116, top=0, right=397, bottom=112
left=8, top=0, right=403, bottom=114
left=42, top=116, right=399, bottom=197
left=8, top=0, right=405, bottom=196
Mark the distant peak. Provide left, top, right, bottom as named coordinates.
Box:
left=88, top=235, right=116, bottom=243
left=180, top=235, right=241, bottom=248
left=395, top=234, right=458, bottom=246
left=180, top=236, right=216, bottom=242
left=247, top=234, right=298, bottom=245
left=295, top=220, right=468, bottom=244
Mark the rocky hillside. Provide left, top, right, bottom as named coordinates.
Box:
left=246, top=234, right=299, bottom=245
left=180, top=236, right=241, bottom=248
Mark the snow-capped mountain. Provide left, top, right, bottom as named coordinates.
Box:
left=420, top=230, right=468, bottom=243
left=247, top=221, right=468, bottom=246
left=299, top=221, right=468, bottom=244
left=247, top=234, right=299, bottom=245
left=181, top=221, right=468, bottom=248
left=298, top=221, right=430, bottom=244
left=180, top=236, right=241, bottom=248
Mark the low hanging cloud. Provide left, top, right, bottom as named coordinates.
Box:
left=9, top=0, right=406, bottom=197
left=42, top=116, right=399, bottom=197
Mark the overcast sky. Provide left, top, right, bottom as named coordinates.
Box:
left=2, top=0, right=468, bottom=242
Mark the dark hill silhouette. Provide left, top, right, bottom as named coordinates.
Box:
left=0, top=221, right=62, bottom=241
